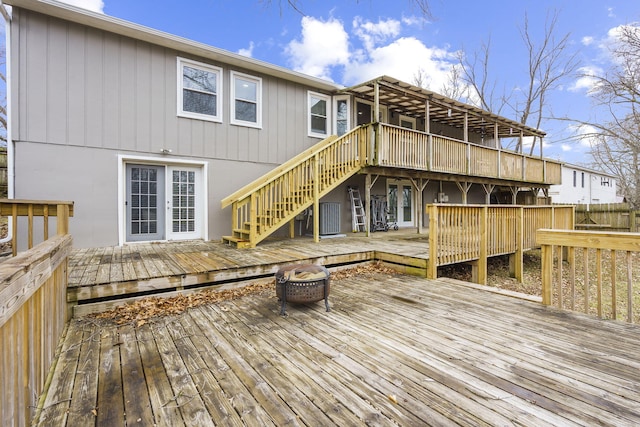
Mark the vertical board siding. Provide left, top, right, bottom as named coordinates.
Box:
left=13, top=9, right=317, bottom=165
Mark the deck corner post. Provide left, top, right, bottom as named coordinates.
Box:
left=540, top=238, right=553, bottom=306
left=477, top=205, right=488, bottom=285
left=56, top=203, right=70, bottom=236
left=427, top=204, right=438, bottom=279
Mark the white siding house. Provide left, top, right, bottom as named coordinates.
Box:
left=549, top=163, right=618, bottom=204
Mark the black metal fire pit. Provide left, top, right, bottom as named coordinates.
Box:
left=275, top=264, right=330, bottom=315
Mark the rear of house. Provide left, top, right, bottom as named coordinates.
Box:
left=5, top=0, right=563, bottom=249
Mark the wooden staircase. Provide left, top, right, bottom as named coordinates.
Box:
left=221, top=125, right=370, bottom=248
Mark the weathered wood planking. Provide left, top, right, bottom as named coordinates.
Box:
left=67, top=234, right=428, bottom=307
left=36, top=275, right=640, bottom=426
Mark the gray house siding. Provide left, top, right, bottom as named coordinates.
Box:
left=11, top=8, right=330, bottom=248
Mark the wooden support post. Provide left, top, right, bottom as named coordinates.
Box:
left=427, top=204, right=438, bottom=279
left=455, top=181, right=471, bottom=205
left=313, top=155, right=320, bottom=242
left=365, top=173, right=371, bottom=237
left=249, top=193, right=257, bottom=246
left=482, top=184, right=495, bottom=205
left=414, top=178, right=429, bottom=234
left=56, top=204, right=70, bottom=236
left=476, top=205, right=488, bottom=285
left=509, top=206, right=524, bottom=282
left=541, top=243, right=553, bottom=305
left=289, top=218, right=295, bottom=239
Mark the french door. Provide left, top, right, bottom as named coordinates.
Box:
left=387, top=179, right=414, bottom=227
left=126, top=163, right=203, bottom=242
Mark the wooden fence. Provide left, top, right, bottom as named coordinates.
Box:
left=0, top=200, right=73, bottom=426
left=537, top=229, right=640, bottom=323
left=428, top=204, right=574, bottom=284
left=574, top=203, right=639, bottom=232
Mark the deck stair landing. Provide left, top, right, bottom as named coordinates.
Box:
left=221, top=126, right=369, bottom=248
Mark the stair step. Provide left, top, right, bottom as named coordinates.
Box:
left=222, top=235, right=253, bottom=249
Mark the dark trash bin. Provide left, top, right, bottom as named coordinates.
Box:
left=275, top=264, right=330, bottom=315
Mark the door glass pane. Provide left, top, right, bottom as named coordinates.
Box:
left=129, top=166, right=160, bottom=237
left=402, top=185, right=412, bottom=222
left=336, top=99, right=348, bottom=136
left=388, top=184, right=398, bottom=223
left=171, top=168, right=196, bottom=234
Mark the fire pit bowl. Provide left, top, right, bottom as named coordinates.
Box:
left=275, top=264, right=330, bottom=315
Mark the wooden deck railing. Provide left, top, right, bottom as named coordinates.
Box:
left=0, top=199, right=74, bottom=256
left=377, top=123, right=562, bottom=185
left=0, top=200, right=74, bottom=426
left=221, top=126, right=369, bottom=247
left=537, top=229, right=640, bottom=323
left=428, top=204, right=574, bottom=284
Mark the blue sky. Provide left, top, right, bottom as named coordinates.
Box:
left=57, top=0, right=639, bottom=165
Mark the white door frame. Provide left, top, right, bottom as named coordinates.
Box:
left=387, top=178, right=414, bottom=228
left=118, top=155, right=208, bottom=245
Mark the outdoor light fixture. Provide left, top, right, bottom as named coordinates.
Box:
left=160, top=148, right=172, bottom=154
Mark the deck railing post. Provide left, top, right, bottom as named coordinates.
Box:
left=541, top=241, right=553, bottom=305
left=428, top=204, right=438, bottom=279
left=477, top=206, right=488, bottom=285
left=56, top=203, right=69, bottom=236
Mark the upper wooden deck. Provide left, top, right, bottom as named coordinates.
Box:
left=36, top=272, right=640, bottom=426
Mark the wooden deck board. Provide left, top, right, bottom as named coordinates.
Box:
left=37, top=274, right=640, bottom=426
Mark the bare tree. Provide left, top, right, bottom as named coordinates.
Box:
left=260, top=0, right=433, bottom=18
left=576, top=24, right=640, bottom=208
left=455, top=10, right=579, bottom=153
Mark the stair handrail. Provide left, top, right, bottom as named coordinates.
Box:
left=221, top=125, right=368, bottom=209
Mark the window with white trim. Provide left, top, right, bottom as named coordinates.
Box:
left=177, top=57, right=222, bottom=122
left=231, top=71, right=262, bottom=128
left=334, top=95, right=350, bottom=136
left=308, top=91, right=331, bottom=138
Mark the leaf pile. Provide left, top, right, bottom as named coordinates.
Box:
left=90, top=261, right=396, bottom=326
left=91, top=280, right=274, bottom=326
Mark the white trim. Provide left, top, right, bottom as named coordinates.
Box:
left=177, top=57, right=223, bottom=123
left=333, top=95, right=350, bottom=136
left=387, top=179, right=414, bottom=227
left=399, top=114, right=416, bottom=129
left=0, top=3, right=13, bottom=244
left=356, top=98, right=388, bottom=124
left=117, top=154, right=208, bottom=246
left=308, top=91, right=332, bottom=138
left=230, top=70, right=262, bottom=128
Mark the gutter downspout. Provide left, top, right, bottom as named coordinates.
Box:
left=0, top=1, right=14, bottom=244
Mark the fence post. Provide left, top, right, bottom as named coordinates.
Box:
left=56, top=203, right=70, bottom=236
left=428, top=204, right=438, bottom=279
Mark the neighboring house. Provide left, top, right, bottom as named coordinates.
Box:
left=548, top=163, right=618, bottom=205
left=3, top=0, right=563, bottom=249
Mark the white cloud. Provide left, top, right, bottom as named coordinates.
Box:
left=343, top=36, right=455, bottom=87
left=284, top=14, right=457, bottom=90
left=561, top=144, right=572, bottom=152
left=237, top=42, right=254, bottom=58
left=285, top=16, right=350, bottom=81
left=569, top=65, right=602, bottom=93
left=568, top=123, right=601, bottom=147
left=581, top=36, right=594, bottom=46
left=57, top=0, right=104, bottom=13
left=353, top=17, right=401, bottom=51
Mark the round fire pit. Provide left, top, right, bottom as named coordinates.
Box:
left=275, top=264, right=330, bottom=315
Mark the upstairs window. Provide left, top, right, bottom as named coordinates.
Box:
left=231, top=71, right=262, bottom=128
left=308, top=91, right=331, bottom=138
left=573, top=171, right=577, bottom=187
left=178, top=58, right=222, bottom=122
left=334, top=96, right=350, bottom=136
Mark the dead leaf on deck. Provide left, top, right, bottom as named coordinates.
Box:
left=87, top=261, right=396, bottom=327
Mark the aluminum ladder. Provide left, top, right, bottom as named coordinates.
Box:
left=348, top=186, right=366, bottom=232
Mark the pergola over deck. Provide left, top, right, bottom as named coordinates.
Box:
left=339, top=75, right=547, bottom=157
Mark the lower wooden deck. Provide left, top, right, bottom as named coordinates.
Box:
left=38, top=274, right=640, bottom=426
left=67, top=232, right=430, bottom=311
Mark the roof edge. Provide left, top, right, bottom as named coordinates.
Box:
left=5, top=0, right=342, bottom=91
